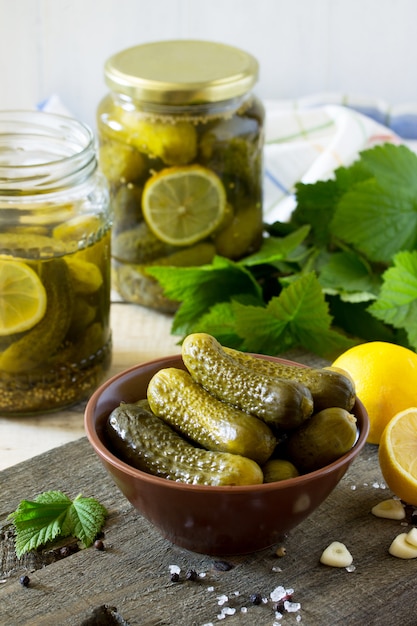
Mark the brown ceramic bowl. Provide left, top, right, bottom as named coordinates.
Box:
left=84, top=354, right=369, bottom=556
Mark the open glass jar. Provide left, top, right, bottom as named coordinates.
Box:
left=97, top=40, right=265, bottom=311
left=0, top=111, right=112, bottom=415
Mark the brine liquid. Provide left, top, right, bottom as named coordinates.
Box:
left=0, top=229, right=111, bottom=415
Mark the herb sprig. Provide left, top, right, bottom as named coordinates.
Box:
left=148, top=143, right=417, bottom=360
left=8, top=490, right=108, bottom=557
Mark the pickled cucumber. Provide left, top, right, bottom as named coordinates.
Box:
left=223, top=347, right=356, bottom=412
left=181, top=333, right=314, bottom=430
left=113, top=241, right=216, bottom=312
left=118, top=114, right=198, bottom=165
left=112, top=223, right=178, bottom=264
left=99, top=140, right=146, bottom=184
left=214, top=202, right=263, bottom=260
left=285, top=407, right=358, bottom=472
left=0, top=259, right=74, bottom=373
left=112, top=184, right=143, bottom=234
left=65, top=257, right=103, bottom=294
left=147, top=367, right=277, bottom=464
left=262, top=459, right=300, bottom=483
left=106, top=401, right=264, bottom=486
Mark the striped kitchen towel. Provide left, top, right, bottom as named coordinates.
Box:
left=263, top=94, right=417, bottom=223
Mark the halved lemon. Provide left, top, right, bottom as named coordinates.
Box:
left=0, top=260, right=47, bottom=336
left=142, top=165, right=226, bottom=246
left=379, top=408, right=417, bottom=506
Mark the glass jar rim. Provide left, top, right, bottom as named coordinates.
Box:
left=0, top=110, right=96, bottom=194
left=104, top=40, right=259, bottom=105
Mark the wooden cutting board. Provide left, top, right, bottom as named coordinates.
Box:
left=1, top=436, right=416, bottom=625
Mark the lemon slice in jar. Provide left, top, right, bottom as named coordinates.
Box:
left=142, top=165, right=226, bottom=246
left=0, top=260, right=47, bottom=336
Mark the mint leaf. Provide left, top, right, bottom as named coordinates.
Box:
left=232, top=273, right=355, bottom=359
left=8, top=490, right=107, bottom=557
left=368, top=250, right=417, bottom=349
left=147, top=256, right=263, bottom=336
left=330, top=179, right=417, bottom=263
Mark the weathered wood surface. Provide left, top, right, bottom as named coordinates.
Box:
left=1, top=435, right=417, bottom=626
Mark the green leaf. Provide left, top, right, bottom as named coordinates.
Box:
left=193, top=301, right=245, bottom=349
left=329, top=298, right=398, bottom=344
left=368, top=250, right=417, bottom=349
left=8, top=490, right=107, bottom=557
left=232, top=273, right=355, bottom=359
left=292, top=160, right=371, bottom=246
left=318, top=251, right=380, bottom=302
left=359, top=143, right=417, bottom=195
left=240, top=226, right=310, bottom=267
left=147, top=256, right=263, bottom=336
left=292, top=179, right=340, bottom=246
left=330, top=179, right=417, bottom=263
left=70, top=495, right=108, bottom=548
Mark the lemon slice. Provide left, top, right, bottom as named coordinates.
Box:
left=0, top=260, right=47, bottom=336
left=142, top=165, right=226, bottom=246
left=379, top=407, right=417, bottom=506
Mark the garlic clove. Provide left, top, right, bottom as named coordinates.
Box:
left=389, top=533, right=417, bottom=559
left=371, top=498, right=406, bottom=520
left=405, top=527, right=417, bottom=548
left=320, top=541, right=353, bottom=567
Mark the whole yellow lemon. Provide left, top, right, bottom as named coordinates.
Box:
left=332, top=341, right=417, bottom=444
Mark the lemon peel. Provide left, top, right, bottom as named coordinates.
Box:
left=332, top=342, right=417, bottom=444
left=0, top=260, right=47, bottom=336
left=142, top=165, right=226, bottom=247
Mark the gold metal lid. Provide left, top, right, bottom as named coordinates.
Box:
left=104, top=40, right=259, bottom=105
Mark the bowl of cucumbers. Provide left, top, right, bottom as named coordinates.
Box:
left=85, top=333, right=369, bottom=556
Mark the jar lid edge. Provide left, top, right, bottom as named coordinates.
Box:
left=104, top=40, right=259, bottom=104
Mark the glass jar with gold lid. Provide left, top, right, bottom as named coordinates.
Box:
left=97, top=40, right=265, bottom=311
left=0, top=111, right=112, bottom=415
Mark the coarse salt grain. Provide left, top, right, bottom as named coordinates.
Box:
left=222, top=608, right=236, bottom=616
left=272, top=565, right=282, bottom=572
left=169, top=565, right=180, bottom=575
left=207, top=586, right=215, bottom=592
left=270, top=586, right=294, bottom=602
left=217, top=594, right=228, bottom=606
left=346, top=564, right=356, bottom=572
left=284, top=600, right=301, bottom=613
left=241, top=607, right=248, bottom=613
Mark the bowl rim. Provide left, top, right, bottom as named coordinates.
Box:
left=84, top=353, right=370, bottom=494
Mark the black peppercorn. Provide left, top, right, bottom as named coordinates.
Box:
left=19, top=575, right=30, bottom=587
left=59, top=546, right=71, bottom=557
left=249, top=593, right=262, bottom=605
left=94, top=539, right=105, bottom=551
left=213, top=560, right=234, bottom=571
left=170, top=572, right=180, bottom=583
left=185, top=569, right=198, bottom=581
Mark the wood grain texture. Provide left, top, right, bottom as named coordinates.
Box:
left=1, top=437, right=416, bottom=625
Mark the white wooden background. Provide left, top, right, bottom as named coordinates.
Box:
left=0, top=0, right=416, bottom=131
